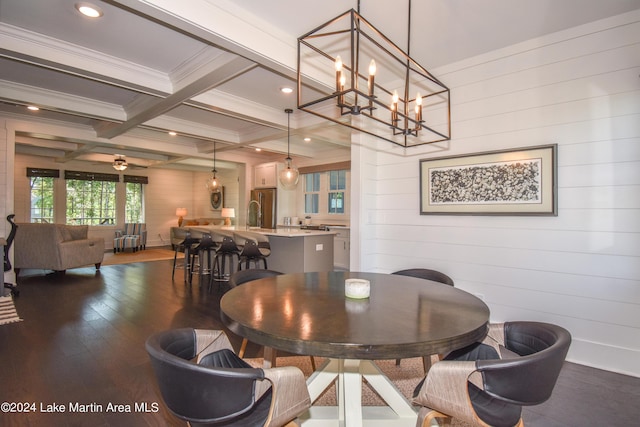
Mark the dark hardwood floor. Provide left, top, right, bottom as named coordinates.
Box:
left=1, top=259, right=639, bottom=426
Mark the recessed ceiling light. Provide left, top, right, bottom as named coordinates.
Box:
left=75, top=2, right=104, bottom=18
left=27, top=105, right=40, bottom=111
left=280, top=87, right=293, bottom=94
left=168, top=131, right=177, bottom=136
left=304, top=137, right=311, bottom=142
left=255, top=148, right=262, bottom=152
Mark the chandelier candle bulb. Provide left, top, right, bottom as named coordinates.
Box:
left=335, top=55, right=342, bottom=92
left=368, top=59, right=376, bottom=96
left=415, top=92, right=423, bottom=128
left=345, top=278, right=371, bottom=299
left=391, top=91, right=399, bottom=123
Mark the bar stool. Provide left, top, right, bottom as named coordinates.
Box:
left=189, top=233, right=218, bottom=286
left=237, top=240, right=268, bottom=270
left=172, top=232, right=200, bottom=283
left=214, top=236, right=240, bottom=281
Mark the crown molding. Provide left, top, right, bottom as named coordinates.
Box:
left=0, top=80, right=126, bottom=121
left=0, top=22, right=172, bottom=95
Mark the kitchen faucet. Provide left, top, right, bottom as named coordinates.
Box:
left=247, top=199, right=262, bottom=230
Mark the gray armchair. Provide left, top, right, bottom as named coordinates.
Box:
left=146, top=328, right=311, bottom=427
left=412, top=321, right=571, bottom=427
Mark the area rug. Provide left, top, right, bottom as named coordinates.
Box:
left=102, top=248, right=183, bottom=266
left=247, top=355, right=472, bottom=425
left=0, top=295, right=23, bottom=325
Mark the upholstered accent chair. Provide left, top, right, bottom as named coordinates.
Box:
left=412, top=321, right=571, bottom=427
left=113, top=223, right=147, bottom=253
left=146, top=328, right=311, bottom=427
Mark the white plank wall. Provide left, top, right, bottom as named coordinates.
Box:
left=354, top=11, right=640, bottom=376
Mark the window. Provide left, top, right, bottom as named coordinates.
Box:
left=65, top=171, right=118, bottom=225
left=301, top=168, right=349, bottom=217
left=27, top=167, right=59, bottom=223
left=125, top=182, right=144, bottom=223
left=304, top=172, right=320, bottom=214
left=30, top=176, right=55, bottom=223
left=328, top=170, right=346, bottom=214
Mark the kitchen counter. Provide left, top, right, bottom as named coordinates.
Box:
left=191, top=225, right=336, bottom=238
left=252, top=227, right=337, bottom=238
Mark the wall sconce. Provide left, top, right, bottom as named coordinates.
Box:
left=175, top=208, right=187, bottom=227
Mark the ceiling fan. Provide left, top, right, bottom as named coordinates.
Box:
left=112, top=155, right=128, bottom=171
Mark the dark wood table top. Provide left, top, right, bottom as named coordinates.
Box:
left=221, top=271, right=490, bottom=360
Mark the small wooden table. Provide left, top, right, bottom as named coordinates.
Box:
left=221, top=271, right=490, bottom=427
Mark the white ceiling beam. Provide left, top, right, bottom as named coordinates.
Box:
left=95, top=54, right=257, bottom=139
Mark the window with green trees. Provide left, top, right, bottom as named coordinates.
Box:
left=30, top=176, right=55, bottom=223
left=125, top=182, right=144, bottom=223
left=65, top=171, right=117, bottom=225
left=328, top=170, right=346, bottom=214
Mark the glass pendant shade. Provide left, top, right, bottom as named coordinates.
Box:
left=206, top=172, right=220, bottom=192
left=279, top=158, right=299, bottom=189
left=206, top=141, right=222, bottom=192
left=279, top=108, right=299, bottom=189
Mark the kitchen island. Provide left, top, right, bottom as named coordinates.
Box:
left=257, top=228, right=336, bottom=273
left=189, top=226, right=336, bottom=273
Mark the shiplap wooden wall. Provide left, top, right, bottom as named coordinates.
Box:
left=354, top=10, right=640, bottom=376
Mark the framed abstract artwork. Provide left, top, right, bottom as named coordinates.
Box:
left=420, top=144, right=557, bottom=215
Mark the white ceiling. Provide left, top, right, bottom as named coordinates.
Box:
left=1, top=0, right=639, bottom=171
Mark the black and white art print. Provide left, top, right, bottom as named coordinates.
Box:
left=420, top=145, right=557, bottom=215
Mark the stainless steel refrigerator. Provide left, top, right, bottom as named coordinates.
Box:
left=249, top=188, right=277, bottom=229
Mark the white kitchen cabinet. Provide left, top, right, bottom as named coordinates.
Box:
left=254, top=162, right=278, bottom=188
left=332, top=227, right=350, bottom=270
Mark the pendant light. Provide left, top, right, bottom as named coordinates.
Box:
left=297, top=0, right=451, bottom=148
left=205, top=141, right=222, bottom=192
left=279, top=108, right=299, bottom=189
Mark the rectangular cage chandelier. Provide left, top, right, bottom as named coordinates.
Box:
left=297, top=7, right=451, bottom=148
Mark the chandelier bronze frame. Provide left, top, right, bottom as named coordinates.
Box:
left=297, top=5, right=451, bottom=148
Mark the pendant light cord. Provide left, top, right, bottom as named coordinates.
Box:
left=285, top=108, right=293, bottom=161
left=213, top=141, right=217, bottom=173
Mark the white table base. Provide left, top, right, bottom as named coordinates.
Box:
left=298, top=358, right=418, bottom=427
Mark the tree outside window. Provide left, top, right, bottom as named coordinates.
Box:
left=125, top=182, right=144, bottom=223
left=30, top=176, right=54, bottom=223
left=328, top=170, right=346, bottom=214
left=66, top=179, right=116, bottom=225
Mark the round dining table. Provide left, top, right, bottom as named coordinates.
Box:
left=221, top=271, right=490, bottom=427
